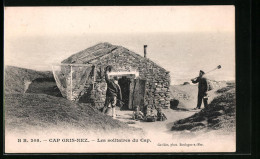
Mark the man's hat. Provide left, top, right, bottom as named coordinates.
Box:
left=200, top=70, right=205, bottom=74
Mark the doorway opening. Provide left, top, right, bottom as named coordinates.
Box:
left=108, top=71, right=145, bottom=110
left=118, top=76, right=131, bottom=110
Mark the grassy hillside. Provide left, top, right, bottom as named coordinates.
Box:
left=171, top=82, right=235, bottom=132
left=4, top=65, right=53, bottom=93
left=5, top=93, right=142, bottom=135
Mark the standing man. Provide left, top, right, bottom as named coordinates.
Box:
left=102, top=66, right=122, bottom=118
left=191, top=70, right=208, bottom=110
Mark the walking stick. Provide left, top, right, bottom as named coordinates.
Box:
left=191, top=65, right=221, bottom=80
left=205, top=65, right=222, bottom=75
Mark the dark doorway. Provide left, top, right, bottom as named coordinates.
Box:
left=118, top=77, right=131, bottom=110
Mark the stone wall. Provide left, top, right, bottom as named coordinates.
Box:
left=79, top=47, right=171, bottom=109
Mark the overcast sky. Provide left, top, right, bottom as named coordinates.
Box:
left=4, top=6, right=235, bottom=84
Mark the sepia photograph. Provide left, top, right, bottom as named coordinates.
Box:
left=4, top=6, right=235, bottom=153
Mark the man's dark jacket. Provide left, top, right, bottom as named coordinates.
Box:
left=105, top=73, right=122, bottom=100
left=191, top=76, right=208, bottom=96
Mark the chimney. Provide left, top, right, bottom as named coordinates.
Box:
left=144, top=45, right=147, bottom=58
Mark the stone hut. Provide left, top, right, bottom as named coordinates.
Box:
left=60, top=42, right=171, bottom=110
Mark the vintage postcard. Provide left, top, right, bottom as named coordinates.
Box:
left=4, top=6, right=235, bottom=153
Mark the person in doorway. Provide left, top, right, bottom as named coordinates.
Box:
left=191, top=70, right=209, bottom=109
left=102, top=66, right=122, bottom=118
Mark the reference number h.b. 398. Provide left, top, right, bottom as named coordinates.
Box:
left=17, top=138, right=89, bottom=143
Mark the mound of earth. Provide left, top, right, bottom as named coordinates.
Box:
left=5, top=93, right=142, bottom=135
left=4, top=66, right=53, bottom=93
left=171, top=82, right=235, bottom=132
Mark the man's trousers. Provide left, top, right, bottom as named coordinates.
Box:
left=197, top=94, right=208, bottom=109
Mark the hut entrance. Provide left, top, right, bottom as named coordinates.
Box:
left=118, top=77, right=131, bottom=110
left=118, top=77, right=146, bottom=110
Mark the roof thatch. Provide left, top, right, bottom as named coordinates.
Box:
left=62, top=42, right=166, bottom=71
left=62, top=42, right=117, bottom=64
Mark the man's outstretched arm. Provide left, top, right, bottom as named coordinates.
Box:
left=191, top=77, right=199, bottom=84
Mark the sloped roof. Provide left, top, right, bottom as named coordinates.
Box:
left=62, top=42, right=167, bottom=71
left=62, top=42, right=117, bottom=64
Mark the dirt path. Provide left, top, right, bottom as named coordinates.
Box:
left=114, top=108, right=197, bottom=138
